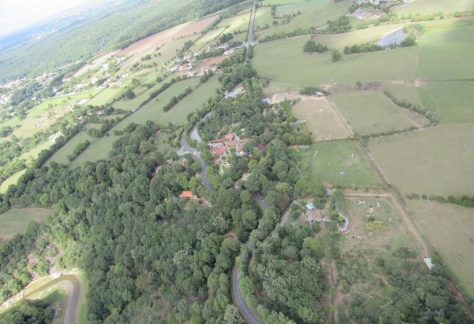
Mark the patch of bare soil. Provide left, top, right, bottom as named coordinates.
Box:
left=174, top=15, right=219, bottom=38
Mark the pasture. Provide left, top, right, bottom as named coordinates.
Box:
left=0, top=208, right=52, bottom=241
left=336, top=196, right=422, bottom=319
left=254, top=37, right=419, bottom=89
left=256, top=0, right=352, bottom=39
left=368, top=124, right=474, bottom=196
left=406, top=199, right=474, bottom=299
left=332, top=91, right=418, bottom=135
left=70, top=77, right=212, bottom=166
left=294, top=140, right=381, bottom=188
left=0, top=170, right=26, bottom=193
left=393, top=0, right=474, bottom=15
left=48, top=132, right=93, bottom=165
left=416, top=19, right=474, bottom=81
left=2, top=91, right=98, bottom=139
left=292, top=96, right=353, bottom=141
left=86, top=87, right=125, bottom=106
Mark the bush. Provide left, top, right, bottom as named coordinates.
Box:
left=331, top=49, right=342, bottom=62
left=303, top=40, right=328, bottom=53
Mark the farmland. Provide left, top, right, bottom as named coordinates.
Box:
left=332, top=91, right=418, bottom=135
left=254, top=37, right=419, bottom=89
left=292, top=96, right=353, bottom=141
left=48, top=132, right=93, bottom=165
left=0, top=208, right=52, bottom=241
left=295, top=140, right=381, bottom=188
left=406, top=199, right=474, bottom=299
left=336, top=196, right=424, bottom=322
left=368, top=124, right=474, bottom=196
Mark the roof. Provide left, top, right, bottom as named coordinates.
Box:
left=180, top=191, right=195, bottom=199
left=306, top=203, right=316, bottom=210
left=211, top=146, right=227, bottom=156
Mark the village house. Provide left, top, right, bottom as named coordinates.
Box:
left=208, top=132, right=249, bottom=160
left=179, top=190, right=198, bottom=200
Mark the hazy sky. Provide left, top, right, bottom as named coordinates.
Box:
left=0, top=0, right=96, bottom=37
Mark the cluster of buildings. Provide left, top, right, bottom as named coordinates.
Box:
left=208, top=132, right=249, bottom=160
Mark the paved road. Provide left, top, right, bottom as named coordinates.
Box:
left=3, top=274, right=82, bottom=324
left=245, top=0, right=257, bottom=62
left=177, top=133, right=213, bottom=192
left=230, top=194, right=267, bottom=324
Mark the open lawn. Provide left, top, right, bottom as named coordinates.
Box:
left=254, top=37, right=419, bottom=89
left=0, top=170, right=26, bottom=194
left=417, top=81, right=474, bottom=123
left=292, top=96, right=353, bottom=141
left=256, top=0, right=352, bottom=39
left=2, top=91, right=98, bottom=139
left=368, top=124, right=474, bottom=196
left=416, top=19, right=474, bottom=81
left=0, top=208, right=52, bottom=241
left=295, top=140, right=381, bottom=188
left=332, top=91, right=418, bottom=135
left=48, top=132, right=93, bottom=165
left=86, top=87, right=125, bottom=106
left=406, top=199, right=474, bottom=299
left=71, top=77, right=208, bottom=166
left=393, top=0, right=474, bottom=15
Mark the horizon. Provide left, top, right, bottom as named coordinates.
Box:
left=0, top=0, right=98, bottom=38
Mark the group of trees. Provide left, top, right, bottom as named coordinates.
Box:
left=163, top=87, right=193, bottom=112
left=343, top=42, right=384, bottom=54
left=303, top=40, right=328, bottom=53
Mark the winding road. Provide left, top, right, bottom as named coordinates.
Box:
left=1, top=273, right=82, bottom=324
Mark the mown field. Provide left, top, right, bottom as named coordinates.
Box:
left=406, top=199, right=474, bottom=299
left=70, top=77, right=218, bottom=166
left=292, top=97, right=352, bottom=141
left=295, top=140, right=381, bottom=188
left=48, top=132, right=93, bottom=165
left=0, top=208, right=52, bottom=241
left=332, top=91, right=418, bottom=135
left=254, top=37, right=418, bottom=89
left=368, top=124, right=474, bottom=196
left=393, top=0, right=474, bottom=15
left=255, top=0, right=352, bottom=39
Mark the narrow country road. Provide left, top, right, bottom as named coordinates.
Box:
left=230, top=194, right=267, bottom=324
left=245, top=0, right=257, bottom=62
left=177, top=133, right=213, bottom=192
left=2, top=274, right=82, bottom=324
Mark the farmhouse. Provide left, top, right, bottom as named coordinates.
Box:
left=208, top=132, right=249, bottom=160
left=180, top=191, right=198, bottom=200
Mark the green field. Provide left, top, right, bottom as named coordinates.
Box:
left=393, top=0, right=474, bottom=15
left=332, top=91, right=418, bottom=135
left=86, top=87, right=125, bottom=106
left=416, top=20, right=474, bottom=81
left=70, top=77, right=216, bottom=166
left=337, top=196, right=423, bottom=319
left=0, top=170, right=26, bottom=194
left=2, top=91, right=98, bottom=139
left=254, top=37, right=419, bottom=89
left=48, top=132, right=93, bottom=165
left=368, top=124, right=474, bottom=196
left=295, top=140, right=381, bottom=188
left=407, top=199, right=474, bottom=299
left=0, top=208, right=52, bottom=241
left=256, top=0, right=352, bottom=39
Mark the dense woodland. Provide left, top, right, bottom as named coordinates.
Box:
left=0, top=45, right=471, bottom=324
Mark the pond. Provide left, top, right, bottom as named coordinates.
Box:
left=377, top=28, right=407, bottom=47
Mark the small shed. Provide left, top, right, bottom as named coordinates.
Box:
left=306, top=203, right=316, bottom=210
left=424, top=257, right=434, bottom=271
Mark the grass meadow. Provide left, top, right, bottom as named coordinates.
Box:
left=393, top=0, right=474, bottom=15
left=254, top=37, right=419, bottom=89
left=368, top=124, right=474, bottom=196
left=255, top=0, right=352, bottom=38
left=406, top=199, right=474, bottom=299
left=70, top=77, right=218, bottom=166
left=292, top=97, right=352, bottom=141
left=332, top=91, right=418, bottom=135
left=337, top=196, right=422, bottom=318
left=48, top=132, right=93, bottom=165
left=0, top=208, right=52, bottom=241
left=295, top=140, right=381, bottom=188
